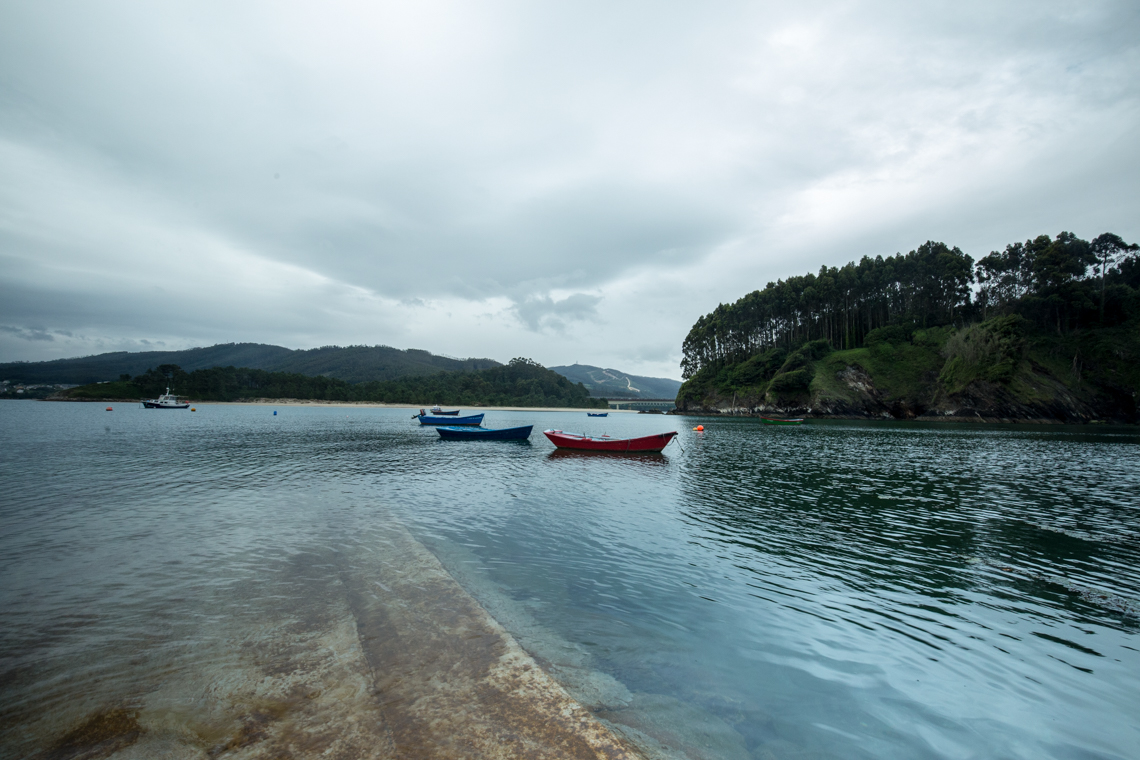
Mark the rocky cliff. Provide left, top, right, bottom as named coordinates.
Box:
left=675, top=318, right=1138, bottom=423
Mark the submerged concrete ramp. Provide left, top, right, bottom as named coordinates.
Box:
left=27, top=522, right=645, bottom=760
left=343, top=524, right=643, bottom=760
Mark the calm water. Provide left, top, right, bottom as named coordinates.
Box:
left=1, top=400, right=1138, bottom=759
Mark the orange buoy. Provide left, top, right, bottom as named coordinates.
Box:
left=190, top=408, right=196, bottom=412
left=693, top=425, right=704, bottom=431
left=106, top=407, right=112, bottom=411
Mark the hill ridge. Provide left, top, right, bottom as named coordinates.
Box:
left=0, top=343, right=501, bottom=385
left=549, top=364, right=681, bottom=399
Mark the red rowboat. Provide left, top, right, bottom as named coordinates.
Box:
left=543, top=429, right=678, bottom=453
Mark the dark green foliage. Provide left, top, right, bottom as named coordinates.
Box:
left=271, top=345, right=501, bottom=383
left=725, top=348, right=787, bottom=387
left=796, top=339, right=833, bottom=361
left=864, top=325, right=913, bottom=347
left=128, top=365, right=351, bottom=401
left=68, top=358, right=603, bottom=408
left=775, top=343, right=821, bottom=375
left=939, top=315, right=1029, bottom=392
left=767, top=341, right=828, bottom=397
left=354, top=357, right=603, bottom=407
left=65, top=381, right=143, bottom=399
left=769, top=369, right=812, bottom=392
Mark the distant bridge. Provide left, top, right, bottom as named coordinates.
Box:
left=606, top=398, right=676, bottom=412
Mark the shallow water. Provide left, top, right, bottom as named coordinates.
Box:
left=1, top=401, right=1138, bottom=759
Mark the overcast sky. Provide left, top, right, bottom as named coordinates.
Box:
left=2, top=1, right=1137, bottom=379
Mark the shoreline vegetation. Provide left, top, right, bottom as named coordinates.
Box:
left=48, top=398, right=634, bottom=413
left=677, top=232, right=1140, bottom=424
left=56, top=357, right=608, bottom=410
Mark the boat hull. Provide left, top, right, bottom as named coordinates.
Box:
left=437, top=425, right=533, bottom=441
left=760, top=416, right=804, bottom=425
left=543, top=429, right=677, bottom=452
left=419, top=414, right=484, bottom=426
left=586, top=413, right=608, bottom=417
left=142, top=401, right=189, bottom=409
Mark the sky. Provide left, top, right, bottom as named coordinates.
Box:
left=1, top=1, right=1137, bottom=379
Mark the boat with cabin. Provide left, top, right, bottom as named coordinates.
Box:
left=141, top=387, right=190, bottom=409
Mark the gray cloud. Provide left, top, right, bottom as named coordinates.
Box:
left=513, top=293, right=602, bottom=333
left=0, top=0, right=1137, bottom=377
left=0, top=325, right=55, bottom=342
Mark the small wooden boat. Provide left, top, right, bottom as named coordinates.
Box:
left=430, top=407, right=461, bottom=415
left=587, top=412, right=608, bottom=417
left=760, top=416, right=804, bottom=425
left=418, top=413, right=484, bottom=426
left=437, top=425, right=533, bottom=441
left=543, top=429, right=677, bottom=452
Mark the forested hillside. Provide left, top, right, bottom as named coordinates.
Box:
left=678, top=232, right=1139, bottom=422
left=65, top=358, right=604, bottom=409
left=0, top=343, right=500, bottom=385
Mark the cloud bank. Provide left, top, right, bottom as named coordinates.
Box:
left=1, top=0, right=1137, bottom=378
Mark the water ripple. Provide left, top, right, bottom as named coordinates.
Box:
left=1, top=404, right=1138, bottom=759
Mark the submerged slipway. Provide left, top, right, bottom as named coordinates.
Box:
left=1, top=402, right=1138, bottom=760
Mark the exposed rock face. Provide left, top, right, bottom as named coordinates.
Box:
left=931, top=370, right=1100, bottom=423
left=677, top=360, right=1136, bottom=424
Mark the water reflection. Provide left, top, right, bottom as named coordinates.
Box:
left=546, top=449, right=671, bottom=467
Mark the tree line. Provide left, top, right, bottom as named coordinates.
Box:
left=122, top=357, right=604, bottom=408
left=681, top=232, right=1138, bottom=379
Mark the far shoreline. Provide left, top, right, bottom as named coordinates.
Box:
left=32, top=397, right=1138, bottom=424
left=40, top=397, right=638, bottom=413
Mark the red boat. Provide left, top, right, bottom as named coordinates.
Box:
left=543, top=429, right=678, bottom=453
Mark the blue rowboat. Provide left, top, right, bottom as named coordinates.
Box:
left=437, top=425, right=533, bottom=441
left=587, top=412, right=608, bottom=417
left=418, top=413, right=484, bottom=426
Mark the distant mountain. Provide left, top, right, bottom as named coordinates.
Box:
left=549, top=364, right=681, bottom=399
left=0, top=343, right=501, bottom=385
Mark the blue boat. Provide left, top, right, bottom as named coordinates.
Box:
left=587, top=412, right=608, bottom=417
left=417, top=413, right=484, bottom=426
left=436, top=425, right=533, bottom=441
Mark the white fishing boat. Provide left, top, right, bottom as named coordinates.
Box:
left=141, top=387, right=190, bottom=409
